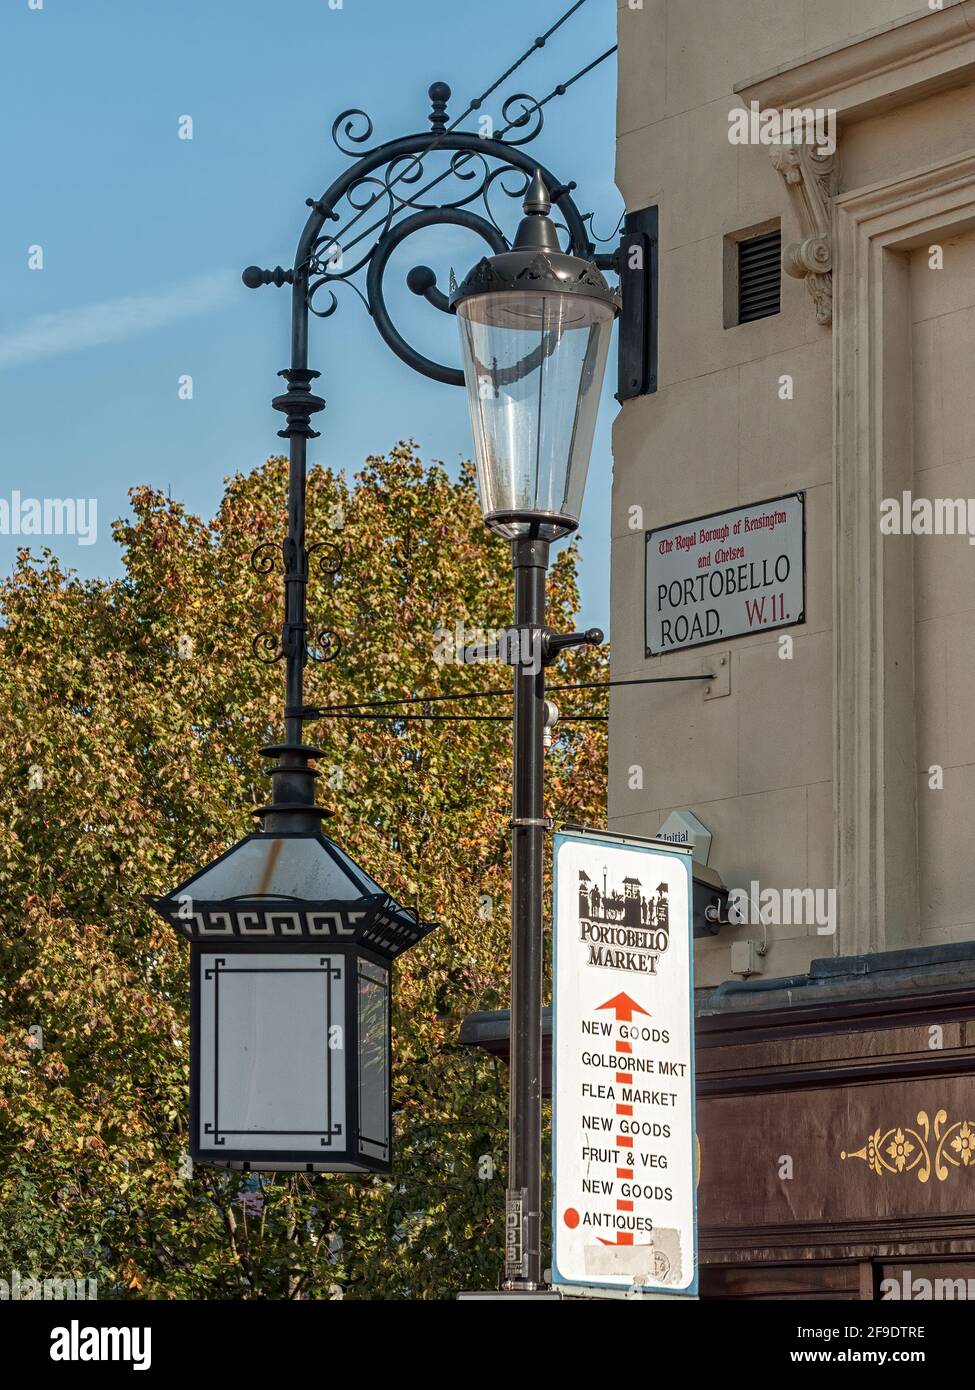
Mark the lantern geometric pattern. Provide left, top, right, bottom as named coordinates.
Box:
left=155, top=832, right=435, bottom=1174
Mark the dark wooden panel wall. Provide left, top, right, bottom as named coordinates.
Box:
left=695, top=982, right=975, bottom=1295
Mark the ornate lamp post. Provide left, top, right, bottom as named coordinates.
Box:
left=449, top=173, right=618, bottom=1286
left=231, top=60, right=630, bottom=1285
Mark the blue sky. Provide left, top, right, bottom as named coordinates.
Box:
left=0, top=0, right=620, bottom=630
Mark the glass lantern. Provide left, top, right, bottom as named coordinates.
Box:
left=451, top=171, right=619, bottom=540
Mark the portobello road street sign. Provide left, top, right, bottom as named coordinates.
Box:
left=645, top=491, right=805, bottom=656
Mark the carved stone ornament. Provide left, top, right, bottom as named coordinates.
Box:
left=770, top=142, right=838, bottom=327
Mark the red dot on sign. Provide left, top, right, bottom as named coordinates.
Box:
left=563, top=1208, right=580, bottom=1229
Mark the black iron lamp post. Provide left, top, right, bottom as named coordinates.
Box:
left=195, top=46, right=640, bottom=1282
left=449, top=172, right=619, bottom=1287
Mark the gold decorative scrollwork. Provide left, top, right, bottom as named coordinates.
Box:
left=841, top=1109, right=975, bottom=1183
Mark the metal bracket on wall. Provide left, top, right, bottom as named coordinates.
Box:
left=615, top=205, right=658, bottom=401
left=703, top=653, right=731, bottom=701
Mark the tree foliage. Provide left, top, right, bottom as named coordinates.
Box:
left=0, top=444, right=607, bottom=1298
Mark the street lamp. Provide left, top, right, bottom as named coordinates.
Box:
left=449, top=173, right=619, bottom=1289
left=154, top=829, right=434, bottom=1173
left=451, top=171, right=618, bottom=542
left=239, top=71, right=631, bottom=1288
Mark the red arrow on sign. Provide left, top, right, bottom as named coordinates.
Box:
left=597, top=992, right=649, bottom=1023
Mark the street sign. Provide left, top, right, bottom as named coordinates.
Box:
left=645, top=491, right=805, bottom=655
left=655, top=809, right=712, bottom=865
left=552, top=829, right=697, bottom=1298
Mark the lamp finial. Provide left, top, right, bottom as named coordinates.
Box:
left=512, top=171, right=560, bottom=252
left=523, top=169, right=551, bottom=217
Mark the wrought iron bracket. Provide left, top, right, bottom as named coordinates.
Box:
left=250, top=536, right=343, bottom=666
left=615, top=205, right=658, bottom=401
left=243, top=81, right=603, bottom=387
left=242, top=67, right=625, bottom=830
left=542, top=626, right=604, bottom=665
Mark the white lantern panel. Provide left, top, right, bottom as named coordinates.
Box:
left=198, top=952, right=346, bottom=1155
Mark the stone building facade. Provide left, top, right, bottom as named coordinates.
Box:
left=612, top=0, right=975, bottom=986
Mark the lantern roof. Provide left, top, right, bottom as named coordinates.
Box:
left=448, top=171, right=619, bottom=314
left=153, top=831, right=436, bottom=961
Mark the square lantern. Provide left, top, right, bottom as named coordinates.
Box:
left=154, top=832, right=435, bottom=1173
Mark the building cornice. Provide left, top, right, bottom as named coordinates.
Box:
left=736, top=6, right=975, bottom=328
left=736, top=2, right=975, bottom=124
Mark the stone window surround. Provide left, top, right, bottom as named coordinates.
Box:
left=833, top=151, right=975, bottom=953
left=734, top=4, right=975, bottom=952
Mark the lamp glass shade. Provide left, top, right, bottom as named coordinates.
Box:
left=456, top=288, right=615, bottom=540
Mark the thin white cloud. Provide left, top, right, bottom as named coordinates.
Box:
left=0, top=270, right=238, bottom=369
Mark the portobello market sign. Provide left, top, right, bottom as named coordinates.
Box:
left=645, top=492, right=805, bottom=655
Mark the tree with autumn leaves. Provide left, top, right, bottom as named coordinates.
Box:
left=0, top=443, right=607, bottom=1298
